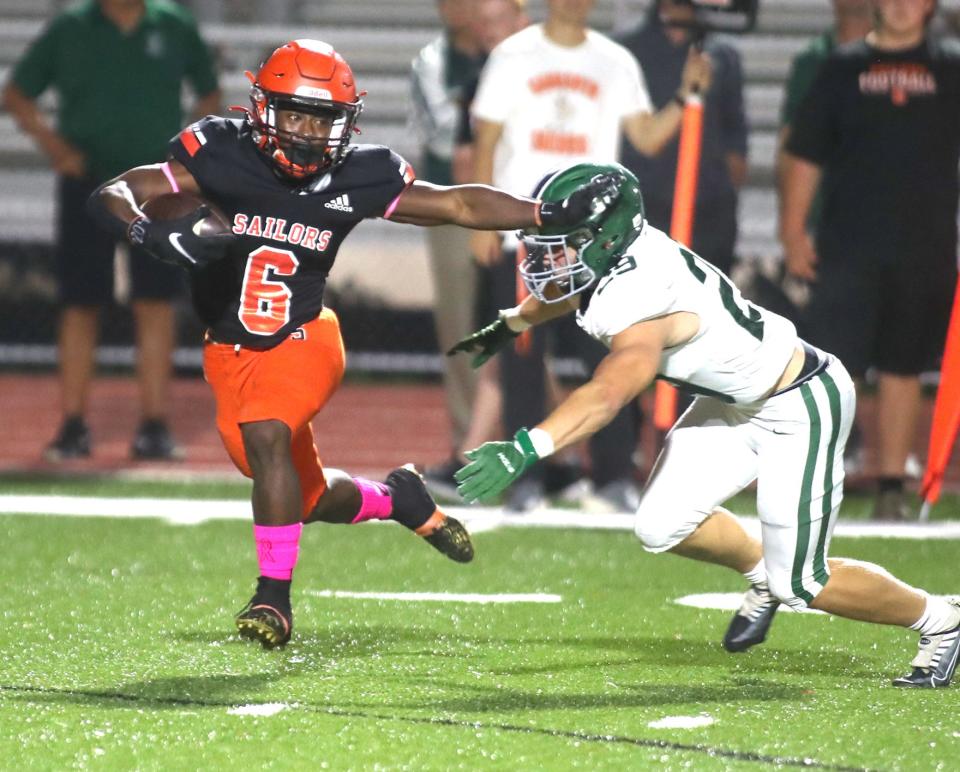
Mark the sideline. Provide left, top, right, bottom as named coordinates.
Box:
left=1, top=494, right=960, bottom=539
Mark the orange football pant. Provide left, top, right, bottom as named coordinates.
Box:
left=203, top=309, right=346, bottom=517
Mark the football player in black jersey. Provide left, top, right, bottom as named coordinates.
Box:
left=87, top=39, right=615, bottom=649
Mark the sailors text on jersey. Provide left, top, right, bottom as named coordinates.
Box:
left=231, top=213, right=333, bottom=251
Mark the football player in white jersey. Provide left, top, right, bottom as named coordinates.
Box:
left=451, top=162, right=960, bottom=688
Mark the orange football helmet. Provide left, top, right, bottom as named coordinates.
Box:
left=246, top=39, right=363, bottom=179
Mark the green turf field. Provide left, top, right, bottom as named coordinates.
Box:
left=1, top=484, right=959, bottom=769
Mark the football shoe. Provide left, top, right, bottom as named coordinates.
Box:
left=387, top=464, right=474, bottom=563
left=723, top=583, right=780, bottom=653
left=235, top=577, right=292, bottom=649
left=893, top=602, right=960, bottom=688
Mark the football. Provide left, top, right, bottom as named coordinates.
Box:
left=141, top=192, right=231, bottom=238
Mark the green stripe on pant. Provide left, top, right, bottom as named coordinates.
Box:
left=813, top=371, right=843, bottom=584
left=793, top=382, right=821, bottom=604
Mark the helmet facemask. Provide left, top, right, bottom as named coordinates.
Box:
left=518, top=163, right=646, bottom=304
left=518, top=227, right=597, bottom=303
left=249, top=88, right=362, bottom=179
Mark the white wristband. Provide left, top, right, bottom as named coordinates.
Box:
left=499, top=307, right=531, bottom=333
left=526, top=427, right=555, bottom=458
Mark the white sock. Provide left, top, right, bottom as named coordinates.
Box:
left=910, top=594, right=960, bottom=635
left=743, top=558, right=767, bottom=588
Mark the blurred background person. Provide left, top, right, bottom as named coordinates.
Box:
left=777, top=0, right=874, bottom=476
left=616, top=0, right=748, bottom=276
left=469, top=0, right=710, bottom=511
left=777, top=0, right=874, bottom=184
left=3, top=0, right=220, bottom=461
left=780, top=0, right=960, bottom=520
left=409, top=0, right=486, bottom=486
left=422, top=0, right=532, bottom=498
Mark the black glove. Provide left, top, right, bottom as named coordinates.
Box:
left=538, top=173, right=622, bottom=229
left=447, top=314, right=520, bottom=368
left=127, top=207, right=234, bottom=270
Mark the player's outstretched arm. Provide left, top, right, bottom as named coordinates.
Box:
left=455, top=317, right=675, bottom=504
left=448, top=295, right=577, bottom=367
left=388, top=176, right=620, bottom=231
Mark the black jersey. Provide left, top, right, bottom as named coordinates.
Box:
left=168, top=116, right=415, bottom=347
left=788, top=38, right=960, bottom=266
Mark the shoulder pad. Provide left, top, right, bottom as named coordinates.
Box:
left=340, top=144, right=415, bottom=188
left=175, top=116, right=241, bottom=158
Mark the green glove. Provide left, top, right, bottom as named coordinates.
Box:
left=455, top=428, right=541, bottom=504
left=446, top=314, right=520, bottom=368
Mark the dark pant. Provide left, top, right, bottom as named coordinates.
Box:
left=492, top=249, right=638, bottom=487
left=802, top=251, right=956, bottom=377
left=56, top=175, right=183, bottom=305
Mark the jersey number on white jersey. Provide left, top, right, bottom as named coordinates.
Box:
left=679, top=246, right=764, bottom=341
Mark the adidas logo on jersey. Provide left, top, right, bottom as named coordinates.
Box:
left=324, top=194, right=353, bottom=213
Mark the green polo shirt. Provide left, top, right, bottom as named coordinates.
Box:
left=12, top=0, right=218, bottom=180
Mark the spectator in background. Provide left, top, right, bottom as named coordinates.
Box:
left=777, top=0, right=873, bottom=246
left=186, top=0, right=295, bottom=25
left=780, top=0, right=960, bottom=520
left=423, top=0, right=531, bottom=498
left=3, top=0, right=220, bottom=461
left=470, top=0, right=711, bottom=511
left=616, top=0, right=748, bottom=276
left=776, top=0, right=873, bottom=476
left=409, top=0, right=486, bottom=480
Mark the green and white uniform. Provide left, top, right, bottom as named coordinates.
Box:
left=578, top=225, right=855, bottom=609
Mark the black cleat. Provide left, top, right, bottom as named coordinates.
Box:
left=131, top=419, right=185, bottom=460
left=417, top=511, right=474, bottom=563
left=723, top=583, right=780, bottom=653
left=235, top=577, right=292, bottom=649
left=387, top=464, right=474, bottom=563
left=893, top=605, right=960, bottom=688
left=44, top=416, right=91, bottom=462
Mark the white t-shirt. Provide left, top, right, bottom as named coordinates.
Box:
left=577, top=225, right=799, bottom=405
left=472, top=24, right=652, bottom=201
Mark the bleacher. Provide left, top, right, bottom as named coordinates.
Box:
left=0, top=1, right=957, bottom=270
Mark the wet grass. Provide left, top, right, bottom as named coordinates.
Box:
left=1, top=508, right=958, bottom=769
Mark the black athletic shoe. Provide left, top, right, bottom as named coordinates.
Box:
left=723, top=584, right=780, bottom=653
left=386, top=464, right=474, bottom=563
left=893, top=604, right=960, bottom=688
left=235, top=577, right=292, bottom=649
left=44, top=417, right=91, bottom=462
left=422, top=456, right=462, bottom=500
left=131, top=419, right=184, bottom=461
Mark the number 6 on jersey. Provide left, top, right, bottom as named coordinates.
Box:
left=238, top=246, right=299, bottom=335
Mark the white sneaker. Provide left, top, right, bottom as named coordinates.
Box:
left=893, top=601, right=960, bottom=688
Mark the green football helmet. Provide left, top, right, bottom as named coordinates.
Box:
left=519, top=162, right=645, bottom=303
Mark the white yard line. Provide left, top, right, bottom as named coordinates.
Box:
left=648, top=714, right=716, bottom=730
left=2, top=495, right=960, bottom=539
left=227, top=703, right=290, bottom=717
left=304, top=589, right=561, bottom=603
left=675, top=592, right=826, bottom=615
